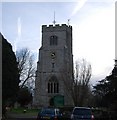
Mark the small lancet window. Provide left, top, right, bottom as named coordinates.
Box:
left=50, top=35, right=58, bottom=45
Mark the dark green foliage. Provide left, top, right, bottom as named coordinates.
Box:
left=2, top=33, right=20, bottom=113
left=105, top=65, right=117, bottom=110
left=17, top=86, right=32, bottom=107
left=93, top=79, right=109, bottom=107
left=93, top=62, right=117, bottom=110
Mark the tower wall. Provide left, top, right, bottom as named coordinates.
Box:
left=33, top=24, right=74, bottom=107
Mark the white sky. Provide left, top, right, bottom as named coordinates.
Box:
left=1, top=0, right=116, bottom=85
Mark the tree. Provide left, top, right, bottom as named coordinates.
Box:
left=63, top=59, right=92, bottom=106
left=106, top=63, right=117, bottom=109
left=74, top=59, right=92, bottom=106
left=17, top=86, right=32, bottom=107
left=93, top=60, right=117, bottom=110
left=16, top=48, right=36, bottom=89
left=2, top=33, right=20, bottom=115
left=93, top=79, right=109, bottom=107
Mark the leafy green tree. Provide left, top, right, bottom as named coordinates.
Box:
left=93, top=79, right=109, bottom=107
left=17, top=86, right=32, bottom=107
left=93, top=60, right=117, bottom=110
left=105, top=63, right=117, bottom=110
left=2, top=33, right=20, bottom=115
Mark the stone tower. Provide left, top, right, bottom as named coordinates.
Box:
left=33, top=24, right=74, bottom=107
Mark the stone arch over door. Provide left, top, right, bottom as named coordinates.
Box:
left=49, top=97, right=54, bottom=106
left=49, top=95, right=64, bottom=107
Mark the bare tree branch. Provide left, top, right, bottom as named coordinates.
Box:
left=62, top=58, right=92, bottom=106
left=16, top=48, right=36, bottom=89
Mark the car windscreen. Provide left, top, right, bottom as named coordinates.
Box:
left=41, top=109, right=55, bottom=115
left=73, top=108, right=91, bottom=115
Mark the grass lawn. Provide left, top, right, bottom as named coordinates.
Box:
left=8, top=107, right=40, bottom=116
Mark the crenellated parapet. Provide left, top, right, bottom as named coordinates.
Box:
left=42, top=24, right=72, bottom=32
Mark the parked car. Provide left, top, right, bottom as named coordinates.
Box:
left=37, top=107, right=62, bottom=120
left=71, top=107, right=94, bottom=120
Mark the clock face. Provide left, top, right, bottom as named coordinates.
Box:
left=51, top=52, right=56, bottom=59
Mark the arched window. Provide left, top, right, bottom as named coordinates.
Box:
left=48, top=76, right=59, bottom=93
left=50, top=35, right=58, bottom=45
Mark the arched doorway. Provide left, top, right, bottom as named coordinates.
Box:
left=49, top=97, right=54, bottom=106
left=49, top=95, right=64, bottom=107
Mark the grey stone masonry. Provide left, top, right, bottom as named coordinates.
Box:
left=33, top=24, right=74, bottom=108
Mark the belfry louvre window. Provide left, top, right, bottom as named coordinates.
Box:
left=50, top=35, right=58, bottom=45
left=48, top=76, right=59, bottom=93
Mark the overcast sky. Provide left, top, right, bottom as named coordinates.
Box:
left=1, top=0, right=116, bottom=85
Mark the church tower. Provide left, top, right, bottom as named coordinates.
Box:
left=34, top=24, right=74, bottom=107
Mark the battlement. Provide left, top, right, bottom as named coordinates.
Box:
left=42, top=24, right=72, bottom=32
